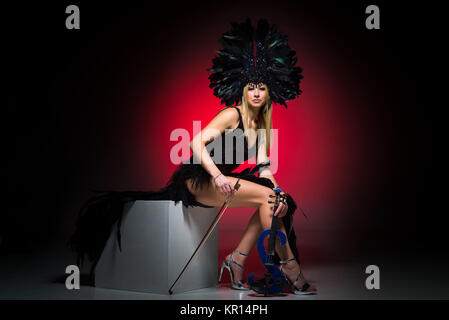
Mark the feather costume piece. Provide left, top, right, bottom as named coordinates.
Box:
left=207, top=18, right=304, bottom=108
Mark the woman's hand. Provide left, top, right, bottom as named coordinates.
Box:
left=274, top=192, right=288, bottom=218
left=213, top=173, right=235, bottom=198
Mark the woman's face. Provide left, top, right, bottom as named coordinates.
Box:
left=246, top=83, right=268, bottom=108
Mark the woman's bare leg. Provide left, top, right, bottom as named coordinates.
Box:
left=228, top=208, right=314, bottom=291
left=186, top=176, right=315, bottom=292
left=186, top=176, right=272, bottom=287
left=235, top=209, right=263, bottom=255
left=272, top=219, right=316, bottom=292
left=223, top=209, right=262, bottom=287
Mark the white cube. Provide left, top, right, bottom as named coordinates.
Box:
left=94, top=200, right=219, bottom=294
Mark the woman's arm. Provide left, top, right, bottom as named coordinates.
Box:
left=256, top=131, right=279, bottom=188
left=189, top=107, right=239, bottom=196
left=256, top=130, right=288, bottom=217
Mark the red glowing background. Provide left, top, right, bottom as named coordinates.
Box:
left=50, top=2, right=405, bottom=278
left=107, top=11, right=398, bottom=275
left=3, top=1, right=428, bottom=286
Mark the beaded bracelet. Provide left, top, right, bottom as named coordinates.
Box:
left=213, top=172, right=223, bottom=180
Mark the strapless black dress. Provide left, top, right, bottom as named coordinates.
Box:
left=68, top=106, right=305, bottom=278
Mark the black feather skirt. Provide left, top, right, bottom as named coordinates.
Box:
left=67, top=161, right=305, bottom=279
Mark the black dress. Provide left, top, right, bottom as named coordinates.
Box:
left=68, top=106, right=304, bottom=279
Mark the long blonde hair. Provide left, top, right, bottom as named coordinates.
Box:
left=240, top=83, right=273, bottom=156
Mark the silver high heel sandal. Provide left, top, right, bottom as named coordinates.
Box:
left=218, top=250, right=250, bottom=290
left=279, top=258, right=317, bottom=295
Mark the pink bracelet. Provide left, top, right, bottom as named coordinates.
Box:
left=213, top=173, right=223, bottom=180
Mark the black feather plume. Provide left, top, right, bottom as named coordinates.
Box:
left=207, top=18, right=304, bottom=108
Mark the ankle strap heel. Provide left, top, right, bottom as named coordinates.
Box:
left=218, top=250, right=249, bottom=291
left=228, top=250, right=248, bottom=270
left=279, top=257, right=296, bottom=272
left=279, top=258, right=316, bottom=295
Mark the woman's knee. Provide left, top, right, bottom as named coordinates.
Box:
left=256, top=187, right=276, bottom=211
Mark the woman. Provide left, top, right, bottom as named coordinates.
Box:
left=68, top=18, right=316, bottom=295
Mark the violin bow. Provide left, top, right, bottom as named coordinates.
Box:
left=168, top=178, right=241, bottom=295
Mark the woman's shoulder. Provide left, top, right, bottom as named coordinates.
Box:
left=216, top=105, right=241, bottom=116
left=213, top=106, right=241, bottom=128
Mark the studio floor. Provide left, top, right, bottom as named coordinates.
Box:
left=1, top=228, right=448, bottom=300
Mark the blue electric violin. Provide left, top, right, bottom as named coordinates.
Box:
left=248, top=186, right=288, bottom=296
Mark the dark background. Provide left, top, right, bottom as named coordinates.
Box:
left=1, top=0, right=443, bottom=298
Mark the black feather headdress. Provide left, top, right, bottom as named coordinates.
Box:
left=207, top=18, right=304, bottom=108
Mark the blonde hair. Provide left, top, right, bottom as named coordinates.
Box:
left=240, top=83, right=273, bottom=156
